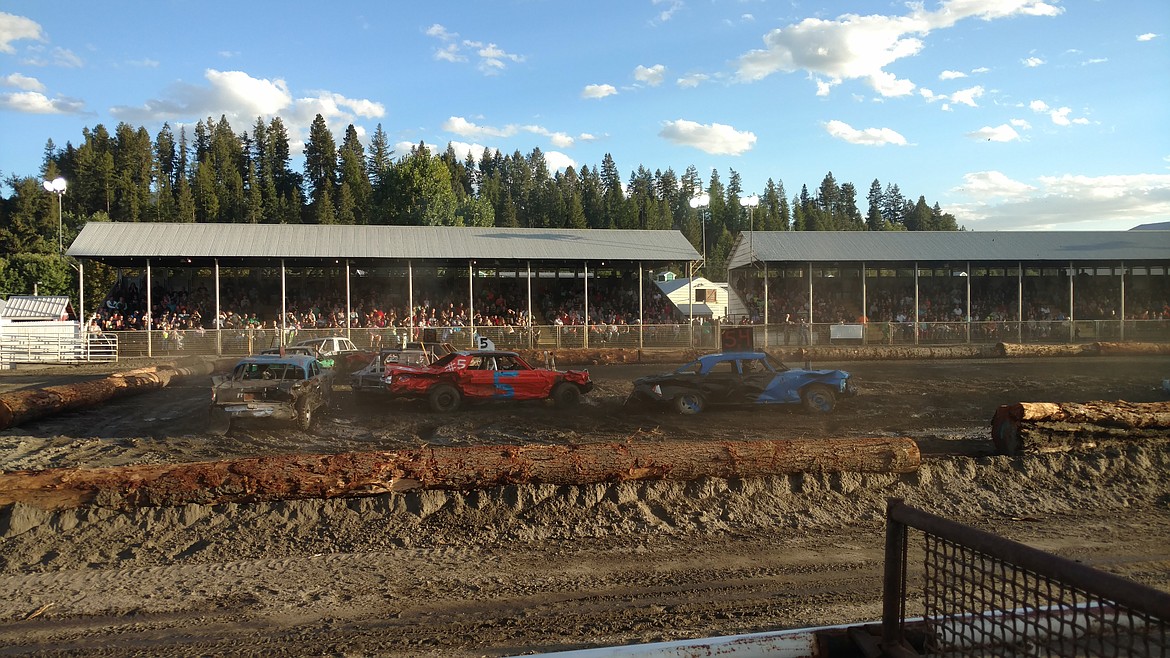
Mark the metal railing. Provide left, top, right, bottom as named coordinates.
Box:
left=89, top=318, right=1170, bottom=359
left=882, top=499, right=1170, bottom=657
left=0, top=331, right=118, bottom=364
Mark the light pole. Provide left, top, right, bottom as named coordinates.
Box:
left=42, top=176, right=67, bottom=255
left=739, top=194, right=760, bottom=264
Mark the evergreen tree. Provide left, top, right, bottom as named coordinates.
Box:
left=866, top=179, right=886, bottom=231
left=337, top=125, right=371, bottom=225
left=154, top=124, right=177, bottom=222
left=303, top=114, right=338, bottom=224
left=839, top=182, right=864, bottom=230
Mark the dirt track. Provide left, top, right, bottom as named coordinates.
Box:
left=1, top=355, right=1169, bottom=656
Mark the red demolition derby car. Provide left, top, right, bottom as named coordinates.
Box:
left=382, top=350, right=593, bottom=412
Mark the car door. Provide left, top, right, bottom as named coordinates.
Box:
left=493, top=355, right=549, bottom=401
left=739, top=356, right=778, bottom=403
left=698, top=359, right=745, bottom=405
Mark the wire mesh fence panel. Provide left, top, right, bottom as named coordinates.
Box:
left=887, top=501, right=1170, bottom=657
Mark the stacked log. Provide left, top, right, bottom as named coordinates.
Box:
left=991, top=401, right=1170, bottom=455
left=0, top=437, right=921, bottom=510
left=0, top=360, right=219, bottom=431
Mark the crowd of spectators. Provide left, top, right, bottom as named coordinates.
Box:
left=90, top=272, right=1169, bottom=349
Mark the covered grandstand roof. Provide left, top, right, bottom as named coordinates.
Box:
left=727, top=230, right=1170, bottom=269
left=67, top=223, right=701, bottom=265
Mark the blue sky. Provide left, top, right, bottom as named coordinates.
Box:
left=2, top=0, right=1168, bottom=231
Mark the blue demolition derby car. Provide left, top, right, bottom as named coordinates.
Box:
left=629, top=351, right=856, bottom=415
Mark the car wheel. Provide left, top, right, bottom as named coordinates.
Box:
left=802, top=384, right=836, bottom=414
left=296, top=399, right=314, bottom=430
left=674, top=392, right=705, bottom=415
left=208, top=407, right=231, bottom=436
left=429, top=384, right=462, bottom=413
left=553, top=382, right=581, bottom=409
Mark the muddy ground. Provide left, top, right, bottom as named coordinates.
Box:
left=0, top=355, right=1169, bottom=656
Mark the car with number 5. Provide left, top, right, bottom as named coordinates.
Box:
left=382, top=350, right=593, bottom=412
left=628, top=351, right=855, bottom=415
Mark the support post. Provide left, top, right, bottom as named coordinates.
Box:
left=214, top=259, right=222, bottom=355
left=881, top=498, right=909, bottom=655
left=1018, top=262, right=1024, bottom=344
left=913, top=261, right=919, bottom=346
left=468, top=261, right=475, bottom=344
left=526, top=260, right=534, bottom=350
left=966, top=261, right=972, bottom=344
left=146, top=259, right=153, bottom=357
left=408, top=260, right=414, bottom=343
left=78, top=260, right=85, bottom=332
left=1119, top=261, right=1126, bottom=342
left=638, top=262, right=644, bottom=350
left=763, top=262, right=769, bottom=348
left=280, top=259, right=287, bottom=346
left=861, top=261, right=867, bottom=343
left=345, top=259, right=351, bottom=340
left=1069, top=260, right=1075, bottom=343
left=583, top=261, right=589, bottom=349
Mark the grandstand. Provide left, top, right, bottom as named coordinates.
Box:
left=63, top=223, right=1170, bottom=356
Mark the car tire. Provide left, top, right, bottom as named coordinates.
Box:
left=674, top=392, right=705, bottom=415
left=429, top=384, right=462, bottom=413
left=296, top=399, right=314, bottom=430
left=802, top=384, right=836, bottom=414
left=553, top=382, right=581, bottom=409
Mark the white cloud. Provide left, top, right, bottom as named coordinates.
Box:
left=425, top=26, right=524, bottom=75
left=951, top=172, right=1170, bottom=230
left=444, top=116, right=516, bottom=139
left=127, top=58, right=160, bottom=68
left=523, top=125, right=575, bottom=148
left=677, top=73, right=709, bottom=88
left=1022, top=56, right=1045, bottom=67
left=824, top=119, right=907, bottom=146
left=426, top=24, right=456, bottom=40
left=582, top=83, right=617, bottom=99
left=633, top=64, right=666, bottom=86
left=949, top=85, right=984, bottom=107
left=653, top=0, right=683, bottom=23
left=435, top=43, right=465, bottom=63
left=0, top=90, right=86, bottom=114
left=1028, top=99, right=1085, bottom=126
left=444, top=116, right=581, bottom=149
left=543, top=151, right=577, bottom=172
left=1, top=72, right=44, bottom=91
left=0, top=12, right=44, bottom=54
left=733, top=1, right=1062, bottom=97
left=660, top=119, right=756, bottom=155
left=1010, top=118, right=1031, bottom=129
left=1137, top=33, right=1158, bottom=42
left=108, top=69, right=383, bottom=151
left=470, top=41, right=525, bottom=75
left=23, top=46, right=83, bottom=68
left=972, top=66, right=990, bottom=74
left=445, top=141, right=497, bottom=163
left=966, top=124, right=1020, bottom=142
left=939, top=70, right=967, bottom=80
left=953, top=171, right=1035, bottom=200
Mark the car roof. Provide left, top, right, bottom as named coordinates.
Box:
left=454, top=350, right=521, bottom=357
left=237, top=354, right=318, bottom=367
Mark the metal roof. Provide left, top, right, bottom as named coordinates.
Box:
left=727, top=230, right=1170, bottom=269
left=0, top=295, right=72, bottom=321
left=67, top=223, right=700, bottom=264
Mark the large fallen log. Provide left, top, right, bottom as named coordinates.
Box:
left=991, top=401, right=1170, bottom=455
left=0, top=437, right=920, bottom=510
left=0, top=360, right=220, bottom=431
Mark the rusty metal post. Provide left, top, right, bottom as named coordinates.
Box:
left=882, top=498, right=908, bottom=654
